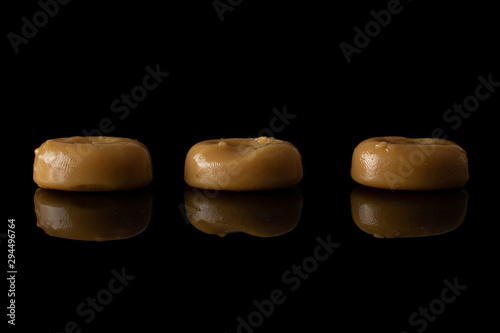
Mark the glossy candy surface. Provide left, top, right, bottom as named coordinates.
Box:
left=351, top=136, right=469, bottom=190
left=33, top=136, right=153, bottom=191
left=184, top=137, right=303, bottom=191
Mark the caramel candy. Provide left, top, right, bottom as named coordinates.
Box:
left=184, top=187, right=302, bottom=237
left=350, top=186, right=467, bottom=238
left=34, top=188, right=152, bottom=241
left=33, top=136, right=153, bottom=191
left=351, top=136, right=468, bottom=190
left=184, top=137, right=303, bottom=191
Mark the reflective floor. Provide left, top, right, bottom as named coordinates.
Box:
left=21, top=180, right=493, bottom=332
left=7, top=0, right=498, bottom=331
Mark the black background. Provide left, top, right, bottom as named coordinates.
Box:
left=3, top=0, right=499, bottom=332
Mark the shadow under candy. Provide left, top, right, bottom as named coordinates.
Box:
left=34, top=188, right=152, bottom=241
left=350, top=186, right=468, bottom=238
left=184, top=187, right=303, bottom=237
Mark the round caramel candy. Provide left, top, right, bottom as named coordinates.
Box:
left=184, top=137, right=303, bottom=191
left=351, top=136, right=468, bottom=190
left=33, top=136, right=153, bottom=191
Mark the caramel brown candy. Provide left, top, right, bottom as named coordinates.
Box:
left=350, top=186, right=467, bottom=238
left=33, top=136, right=153, bottom=191
left=184, top=137, right=303, bottom=191
left=351, top=136, right=468, bottom=190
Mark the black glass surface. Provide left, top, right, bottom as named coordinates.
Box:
left=4, top=1, right=498, bottom=332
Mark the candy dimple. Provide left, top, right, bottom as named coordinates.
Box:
left=184, top=137, right=303, bottom=191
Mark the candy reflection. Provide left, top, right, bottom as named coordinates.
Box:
left=350, top=186, right=467, bottom=238
left=34, top=188, right=152, bottom=241
left=184, top=187, right=302, bottom=237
